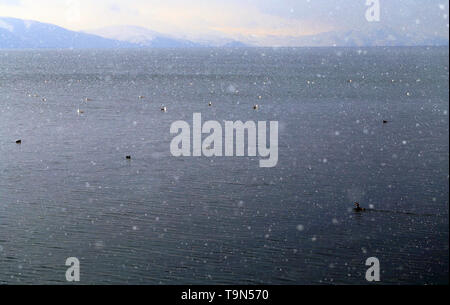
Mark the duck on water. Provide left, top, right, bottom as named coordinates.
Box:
left=354, top=202, right=366, bottom=212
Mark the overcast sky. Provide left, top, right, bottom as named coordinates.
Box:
left=0, top=0, right=448, bottom=40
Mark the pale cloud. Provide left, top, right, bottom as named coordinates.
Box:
left=0, top=0, right=21, bottom=6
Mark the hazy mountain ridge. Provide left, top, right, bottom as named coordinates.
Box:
left=291, top=27, right=449, bottom=47
left=0, top=17, right=135, bottom=49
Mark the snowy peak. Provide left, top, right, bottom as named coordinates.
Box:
left=86, top=26, right=160, bottom=44
left=85, top=25, right=202, bottom=48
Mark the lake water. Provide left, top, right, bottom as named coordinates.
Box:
left=0, top=47, right=448, bottom=284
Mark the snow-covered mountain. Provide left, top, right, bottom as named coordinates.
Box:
left=0, top=17, right=135, bottom=49
left=85, top=25, right=203, bottom=48
left=85, top=26, right=253, bottom=47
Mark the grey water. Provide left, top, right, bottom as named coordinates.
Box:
left=0, top=47, right=448, bottom=285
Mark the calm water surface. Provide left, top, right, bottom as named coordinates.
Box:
left=0, top=47, right=448, bottom=284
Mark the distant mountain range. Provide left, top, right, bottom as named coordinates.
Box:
left=0, top=17, right=448, bottom=49
left=284, top=27, right=449, bottom=47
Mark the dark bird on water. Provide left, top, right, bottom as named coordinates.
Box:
left=383, top=120, right=389, bottom=124
left=126, top=155, right=131, bottom=160
left=16, top=140, right=22, bottom=144
left=354, top=202, right=366, bottom=212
